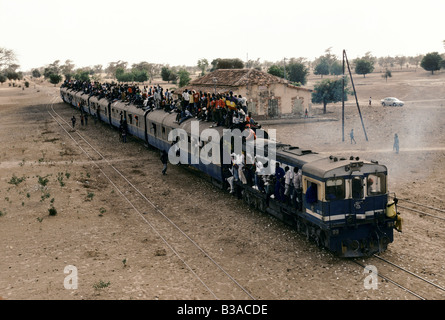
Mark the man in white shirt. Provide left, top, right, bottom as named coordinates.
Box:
left=292, top=167, right=302, bottom=210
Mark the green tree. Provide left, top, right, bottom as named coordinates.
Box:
left=311, top=78, right=351, bottom=114
left=5, top=70, right=23, bottom=80
left=211, top=58, right=244, bottom=71
left=61, top=59, right=75, bottom=79
left=197, top=58, right=209, bottom=76
left=313, top=58, right=330, bottom=78
left=382, top=69, right=392, bottom=82
left=420, top=52, right=443, bottom=74
left=354, top=58, right=374, bottom=77
left=49, top=74, right=62, bottom=86
left=178, top=69, right=191, bottom=87
left=115, top=67, right=135, bottom=82
left=116, top=72, right=134, bottom=82
left=132, top=69, right=148, bottom=83
left=267, top=64, right=286, bottom=78
left=168, top=69, right=178, bottom=84
left=74, top=70, right=90, bottom=82
left=161, top=67, right=172, bottom=82
left=287, top=62, right=309, bottom=85
left=43, top=60, right=61, bottom=79
left=0, top=73, right=6, bottom=85
left=32, top=69, right=41, bottom=78
left=105, top=60, right=128, bottom=79
left=330, top=61, right=343, bottom=76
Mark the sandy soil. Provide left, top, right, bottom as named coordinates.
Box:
left=0, top=70, right=444, bottom=301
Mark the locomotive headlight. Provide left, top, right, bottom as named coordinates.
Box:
left=387, top=221, right=394, bottom=228
left=331, top=229, right=339, bottom=236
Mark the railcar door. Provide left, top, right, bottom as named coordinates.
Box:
left=349, top=176, right=366, bottom=223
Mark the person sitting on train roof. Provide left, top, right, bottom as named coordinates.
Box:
left=178, top=108, right=193, bottom=125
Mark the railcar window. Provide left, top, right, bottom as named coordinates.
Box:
left=129, top=114, right=133, bottom=125
left=352, top=176, right=364, bottom=199
left=151, top=123, right=157, bottom=136
left=367, top=173, right=386, bottom=196
left=325, top=178, right=345, bottom=201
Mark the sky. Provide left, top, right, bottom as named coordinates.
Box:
left=1, top=0, right=444, bottom=71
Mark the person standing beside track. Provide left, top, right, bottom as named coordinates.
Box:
left=161, top=150, right=168, bottom=175
left=393, top=133, right=399, bottom=154
left=350, top=129, right=356, bottom=144
left=71, top=115, right=76, bottom=128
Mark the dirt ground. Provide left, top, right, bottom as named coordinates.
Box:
left=0, top=69, right=444, bottom=301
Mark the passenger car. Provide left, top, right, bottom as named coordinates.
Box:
left=381, top=97, right=404, bottom=107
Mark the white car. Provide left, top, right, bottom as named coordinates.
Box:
left=381, top=97, right=404, bottom=107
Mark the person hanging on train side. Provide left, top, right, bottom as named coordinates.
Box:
left=254, top=156, right=265, bottom=192
left=292, top=167, right=302, bottom=210
left=274, top=162, right=285, bottom=201
left=284, top=166, right=293, bottom=205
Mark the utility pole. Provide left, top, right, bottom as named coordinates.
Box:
left=342, top=52, right=345, bottom=142
left=342, top=50, right=368, bottom=142
left=283, top=58, right=286, bottom=80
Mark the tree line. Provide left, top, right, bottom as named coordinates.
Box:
left=2, top=45, right=444, bottom=88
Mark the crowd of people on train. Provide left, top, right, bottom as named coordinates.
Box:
left=61, top=80, right=260, bottom=131
left=226, top=153, right=303, bottom=210
left=62, top=79, right=303, bottom=209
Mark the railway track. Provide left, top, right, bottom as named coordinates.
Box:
left=45, top=93, right=255, bottom=300
left=391, top=195, right=445, bottom=222
left=354, top=254, right=445, bottom=300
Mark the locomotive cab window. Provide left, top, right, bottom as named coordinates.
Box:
left=325, top=178, right=345, bottom=201
left=367, top=173, right=386, bottom=196
left=351, top=176, right=364, bottom=199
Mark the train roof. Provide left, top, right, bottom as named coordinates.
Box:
left=303, top=155, right=387, bottom=179
left=276, top=145, right=324, bottom=168
left=146, top=109, right=226, bottom=137
left=111, top=101, right=146, bottom=116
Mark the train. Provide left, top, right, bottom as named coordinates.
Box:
left=59, top=83, right=402, bottom=258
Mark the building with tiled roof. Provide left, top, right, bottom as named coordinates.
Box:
left=174, top=68, right=312, bottom=119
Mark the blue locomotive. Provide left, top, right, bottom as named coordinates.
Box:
left=60, top=85, right=401, bottom=258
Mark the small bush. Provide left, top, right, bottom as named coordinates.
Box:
left=93, top=280, right=110, bottom=290
left=38, top=175, right=49, bottom=186
left=48, top=207, right=57, bottom=216
left=8, top=174, right=25, bottom=186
